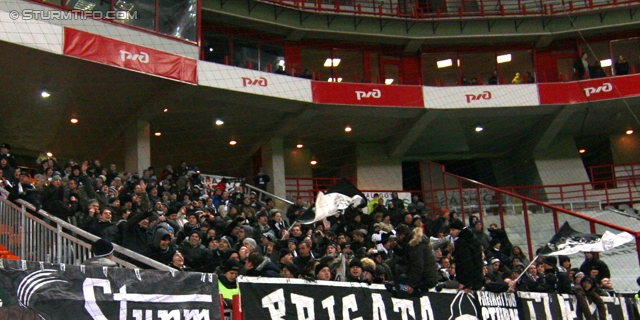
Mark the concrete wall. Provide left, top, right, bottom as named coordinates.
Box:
left=611, top=134, right=640, bottom=164
left=533, top=136, right=589, bottom=185
left=284, top=147, right=312, bottom=178
left=356, top=143, right=402, bottom=191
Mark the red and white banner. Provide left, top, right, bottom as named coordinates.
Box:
left=63, top=28, right=197, bottom=84
left=538, top=74, right=640, bottom=105
left=423, top=84, right=540, bottom=108
left=198, top=61, right=313, bottom=102
left=312, top=82, right=424, bottom=108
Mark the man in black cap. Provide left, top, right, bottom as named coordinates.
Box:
left=0, top=143, right=16, bottom=167
left=83, top=238, right=118, bottom=267
left=346, top=259, right=365, bottom=282
left=485, top=238, right=510, bottom=267
left=8, top=169, right=41, bottom=211
left=278, top=248, right=294, bottom=270
left=281, top=263, right=300, bottom=279
left=219, top=258, right=241, bottom=300
left=449, top=219, right=484, bottom=292
left=538, top=256, right=572, bottom=294
left=218, top=258, right=241, bottom=319
left=315, top=262, right=332, bottom=281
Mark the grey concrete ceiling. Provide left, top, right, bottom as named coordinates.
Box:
left=1, top=38, right=639, bottom=176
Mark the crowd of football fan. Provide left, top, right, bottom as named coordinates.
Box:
left=0, top=143, right=623, bottom=318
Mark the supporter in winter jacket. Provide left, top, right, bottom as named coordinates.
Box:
left=395, top=224, right=438, bottom=294
left=245, top=252, right=280, bottom=277
left=148, top=228, right=177, bottom=265
left=574, top=277, right=607, bottom=320
left=178, top=229, right=208, bottom=269
left=472, top=221, right=490, bottom=250
left=579, top=252, right=610, bottom=284
left=449, top=219, right=484, bottom=291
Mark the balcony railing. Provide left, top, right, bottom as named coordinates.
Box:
left=257, top=0, right=636, bottom=19
left=420, top=160, right=640, bottom=292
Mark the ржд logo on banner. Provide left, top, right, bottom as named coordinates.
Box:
left=63, top=27, right=197, bottom=84
left=465, top=91, right=492, bottom=103
left=355, top=89, right=381, bottom=100
left=120, top=50, right=149, bottom=64
left=583, top=82, right=612, bottom=97
left=423, top=85, right=539, bottom=108
left=242, top=77, right=268, bottom=87
left=312, top=82, right=424, bottom=108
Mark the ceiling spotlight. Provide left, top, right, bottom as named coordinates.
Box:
left=579, top=149, right=586, bottom=154
left=215, top=119, right=224, bottom=126
left=310, top=160, right=317, bottom=165
left=46, top=152, right=53, bottom=157
left=229, top=140, right=237, bottom=146
left=296, top=144, right=304, bottom=149
left=154, top=132, right=162, bottom=136
left=163, top=108, right=168, bottom=113
left=41, top=90, right=50, bottom=98
left=70, top=118, right=78, bottom=124
left=475, top=126, right=484, bottom=132
left=385, top=79, right=394, bottom=85
left=324, top=58, right=341, bottom=67
left=626, top=129, right=634, bottom=135
left=344, top=126, right=352, bottom=133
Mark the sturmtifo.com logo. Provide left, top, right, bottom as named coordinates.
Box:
left=9, top=9, right=137, bottom=21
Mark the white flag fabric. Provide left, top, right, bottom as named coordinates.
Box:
left=541, top=222, right=634, bottom=256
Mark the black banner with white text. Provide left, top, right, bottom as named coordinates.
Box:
left=0, top=259, right=220, bottom=320
left=239, top=277, right=639, bottom=320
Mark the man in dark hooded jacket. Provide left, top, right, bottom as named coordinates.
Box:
left=148, top=228, right=177, bottom=265
left=395, top=224, right=438, bottom=295
left=449, top=219, right=484, bottom=291
left=245, top=252, right=280, bottom=277
left=579, top=252, right=610, bottom=284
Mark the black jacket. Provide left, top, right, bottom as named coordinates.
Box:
left=397, top=228, right=438, bottom=291
left=246, top=257, right=280, bottom=277
left=82, top=218, right=120, bottom=244
left=148, top=228, right=177, bottom=265
left=178, top=241, right=208, bottom=269
left=579, top=255, right=610, bottom=283
left=452, top=228, right=484, bottom=290
left=122, top=211, right=153, bottom=255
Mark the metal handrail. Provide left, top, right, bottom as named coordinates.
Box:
left=244, top=183, right=294, bottom=205
left=430, top=165, right=638, bottom=235
left=0, top=187, right=174, bottom=271
left=15, top=198, right=175, bottom=271
left=256, top=0, right=639, bottom=20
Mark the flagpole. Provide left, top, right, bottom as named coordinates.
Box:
left=514, top=255, right=539, bottom=283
